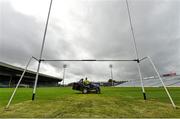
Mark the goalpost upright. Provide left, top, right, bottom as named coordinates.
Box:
left=125, top=0, right=146, bottom=100
left=32, top=0, right=53, bottom=101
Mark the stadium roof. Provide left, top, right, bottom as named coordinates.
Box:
left=0, top=61, right=62, bottom=82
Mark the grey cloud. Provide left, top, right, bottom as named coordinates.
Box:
left=1, top=0, right=180, bottom=83
left=0, top=1, right=76, bottom=69
left=0, top=2, right=42, bottom=64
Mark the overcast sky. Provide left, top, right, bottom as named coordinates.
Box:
left=0, top=0, right=180, bottom=84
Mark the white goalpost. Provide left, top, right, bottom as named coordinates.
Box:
left=5, top=0, right=176, bottom=109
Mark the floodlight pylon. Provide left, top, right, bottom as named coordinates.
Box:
left=62, top=64, right=67, bottom=86
left=109, top=64, right=114, bottom=86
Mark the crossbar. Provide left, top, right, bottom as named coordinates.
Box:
left=40, top=59, right=138, bottom=62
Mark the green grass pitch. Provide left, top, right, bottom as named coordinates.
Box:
left=0, top=87, right=180, bottom=118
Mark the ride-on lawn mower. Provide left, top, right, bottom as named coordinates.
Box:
left=72, top=80, right=101, bottom=94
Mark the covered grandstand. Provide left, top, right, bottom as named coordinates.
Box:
left=0, top=61, right=62, bottom=88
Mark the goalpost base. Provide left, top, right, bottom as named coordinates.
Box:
left=143, top=92, right=147, bottom=100
left=32, top=93, right=35, bottom=101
